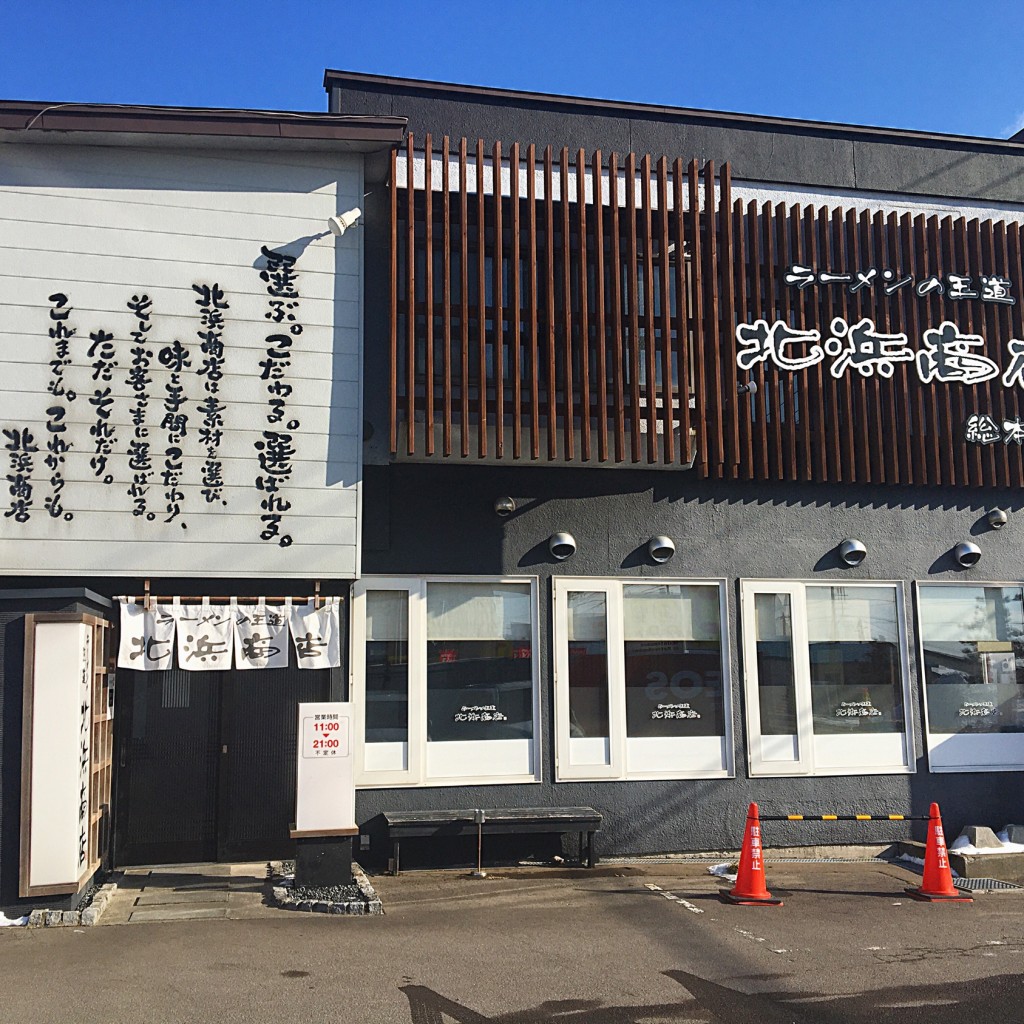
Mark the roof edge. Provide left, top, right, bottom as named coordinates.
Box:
left=0, top=99, right=407, bottom=147
left=323, top=68, right=1023, bottom=152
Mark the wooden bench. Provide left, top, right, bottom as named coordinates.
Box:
left=380, top=807, right=602, bottom=874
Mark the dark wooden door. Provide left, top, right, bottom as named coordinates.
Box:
left=115, top=666, right=333, bottom=865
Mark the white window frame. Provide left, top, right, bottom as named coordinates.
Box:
left=350, top=575, right=541, bottom=788
left=740, top=579, right=915, bottom=778
left=916, top=580, right=1024, bottom=773
left=553, top=576, right=734, bottom=782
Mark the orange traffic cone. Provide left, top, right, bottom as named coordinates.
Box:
left=721, top=803, right=782, bottom=906
left=906, top=802, right=972, bottom=903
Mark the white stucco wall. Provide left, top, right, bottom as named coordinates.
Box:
left=0, top=141, right=364, bottom=577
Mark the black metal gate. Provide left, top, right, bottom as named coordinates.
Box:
left=114, top=667, right=331, bottom=865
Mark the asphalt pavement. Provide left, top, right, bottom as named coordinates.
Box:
left=3, top=859, right=1022, bottom=1023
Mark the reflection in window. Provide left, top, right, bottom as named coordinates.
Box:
left=806, top=586, right=904, bottom=735
left=622, top=585, right=723, bottom=738
left=754, top=593, right=797, bottom=735
left=919, top=585, right=1024, bottom=734
left=566, top=591, right=609, bottom=740
left=365, top=591, right=409, bottom=743
left=425, top=583, right=533, bottom=742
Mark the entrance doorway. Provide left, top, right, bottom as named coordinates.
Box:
left=114, top=667, right=332, bottom=865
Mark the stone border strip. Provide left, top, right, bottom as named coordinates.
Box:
left=269, top=862, right=383, bottom=916
left=27, top=881, right=118, bottom=927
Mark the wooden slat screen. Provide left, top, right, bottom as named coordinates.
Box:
left=391, top=134, right=1024, bottom=487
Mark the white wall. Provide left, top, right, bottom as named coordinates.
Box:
left=0, top=142, right=364, bottom=578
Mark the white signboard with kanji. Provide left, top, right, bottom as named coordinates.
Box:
left=294, top=701, right=355, bottom=834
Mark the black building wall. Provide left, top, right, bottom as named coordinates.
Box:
left=339, top=72, right=1024, bottom=857
left=355, top=463, right=1024, bottom=856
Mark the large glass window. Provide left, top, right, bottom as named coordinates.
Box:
left=555, top=578, right=732, bottom=781
left=918, top=583, right=1024, bottom=771
left=741, top=581, right=913, bottom=777
left=353, top=578, right=539, bottom=786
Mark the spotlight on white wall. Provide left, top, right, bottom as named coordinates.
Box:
left=548, top=532, right=577, bottom=561
left=648, top=536, right=676, bottom=564
left=327, top=208, right=362, bottom=236
left=953, top=541, right=982, bottom=568
left=838, top=538, right=867, bottom=567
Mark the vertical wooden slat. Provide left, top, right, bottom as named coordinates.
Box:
left=657, top=157, right=675, bottom=464
left=704, top=163, right=724, bottom=476
left=834, top=208, right=857, bottom=481
left=442, top=137, right=452, bottom=456
left=593, top=150, right=609, bottom=462
left=389, top=145, right=398, bottom=456
left=560, top=147, right=575, bottom=461
left=576, top=148, right=591, bottom=460
left=886, top=210, right=910, bottom=484
left=940, top=216, right=968, bottom=484
left=957, top=217, right=983, bottom=485
left=673, top=159, right=692, bottom=466
left=719, top=166, right=737, bottom=474
left=776, top=202, right=796, bottom=480
left=871, top=210, right=898, bottom=484
left=510, top=142, right=522, bottom=460
left=627, top=152, right=642, bottom=462
left=765, top=202, right=784, bottom=480
left=641, top=154, right=658, bottom=463
left=844, top=208, right=868, bottom=481
left=459, top=138, right=470, bottom=458
left=527, top=144, right=540, bottom=460
left=424, top=134, right=434, bottom=456
left=493, top=141, right=504, bottom=458
left=751, top=199, right=770, bottom=480
left=476, top=139, right=488, bottom=458
left=545, top=147, right=558, bottom=461
left=899, top=212, right=927, bottom=484
left=927, top=216, right=954, bottom=485
left=688, top=162, right=707, bottom=475
left=791, top=203, right=812, bottom=481
left=610, top=151, right=627, bottom=463
left=858, top=210, right=884, bottom=483
left=999, top=222, right=1022, bottom=484
left=916, top=215, right=941, bottom=484
left=733, top=198, right=752, bottom=478
left=818, top=206, right=841, bottom=482
left=804, top=205, right=826, bottom=481
left=976, top=218, right=1007, bottom=487
left=405, top=133, right=416, bottom=456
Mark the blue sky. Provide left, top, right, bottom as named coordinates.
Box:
left=5, top=1, right=1024, bottom=139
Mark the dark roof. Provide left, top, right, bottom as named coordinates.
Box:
left=323, top=69, right=1022, bottom=151
left=0, top=99, right=407, bottom=150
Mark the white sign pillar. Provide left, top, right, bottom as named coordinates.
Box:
left=292, top=701, right=356, bottom=836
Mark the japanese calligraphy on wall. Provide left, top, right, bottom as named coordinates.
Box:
left=0, top=144, right=363, bottom=577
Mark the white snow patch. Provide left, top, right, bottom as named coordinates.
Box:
left=708, top=862, right=737, bottom=882
left=949, top=832, right=1024, bottom=856
left=0, top=911, right=28, bottom=927
left=896, top=853, right=960, bottom=878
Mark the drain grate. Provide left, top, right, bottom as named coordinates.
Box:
left=954, top=877, right=1024, bottom=892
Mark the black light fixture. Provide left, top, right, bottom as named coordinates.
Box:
left=737, top=381, right=758, bottom=395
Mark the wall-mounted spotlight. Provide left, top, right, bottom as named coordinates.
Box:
left=737, top=381, right=758, bottom=395
left=987, top=508, right=1008, bottom=530
left=548, top=532, right=577, bottom=561
left=493, top=496, right=516, bottom=518
left=327, top=207, right=362, bottom=236
left=953, top=541, right=982, bottom=568
left=838, top=538, right=867, bottom=567
left=648, top=536, right=676, bottom=564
